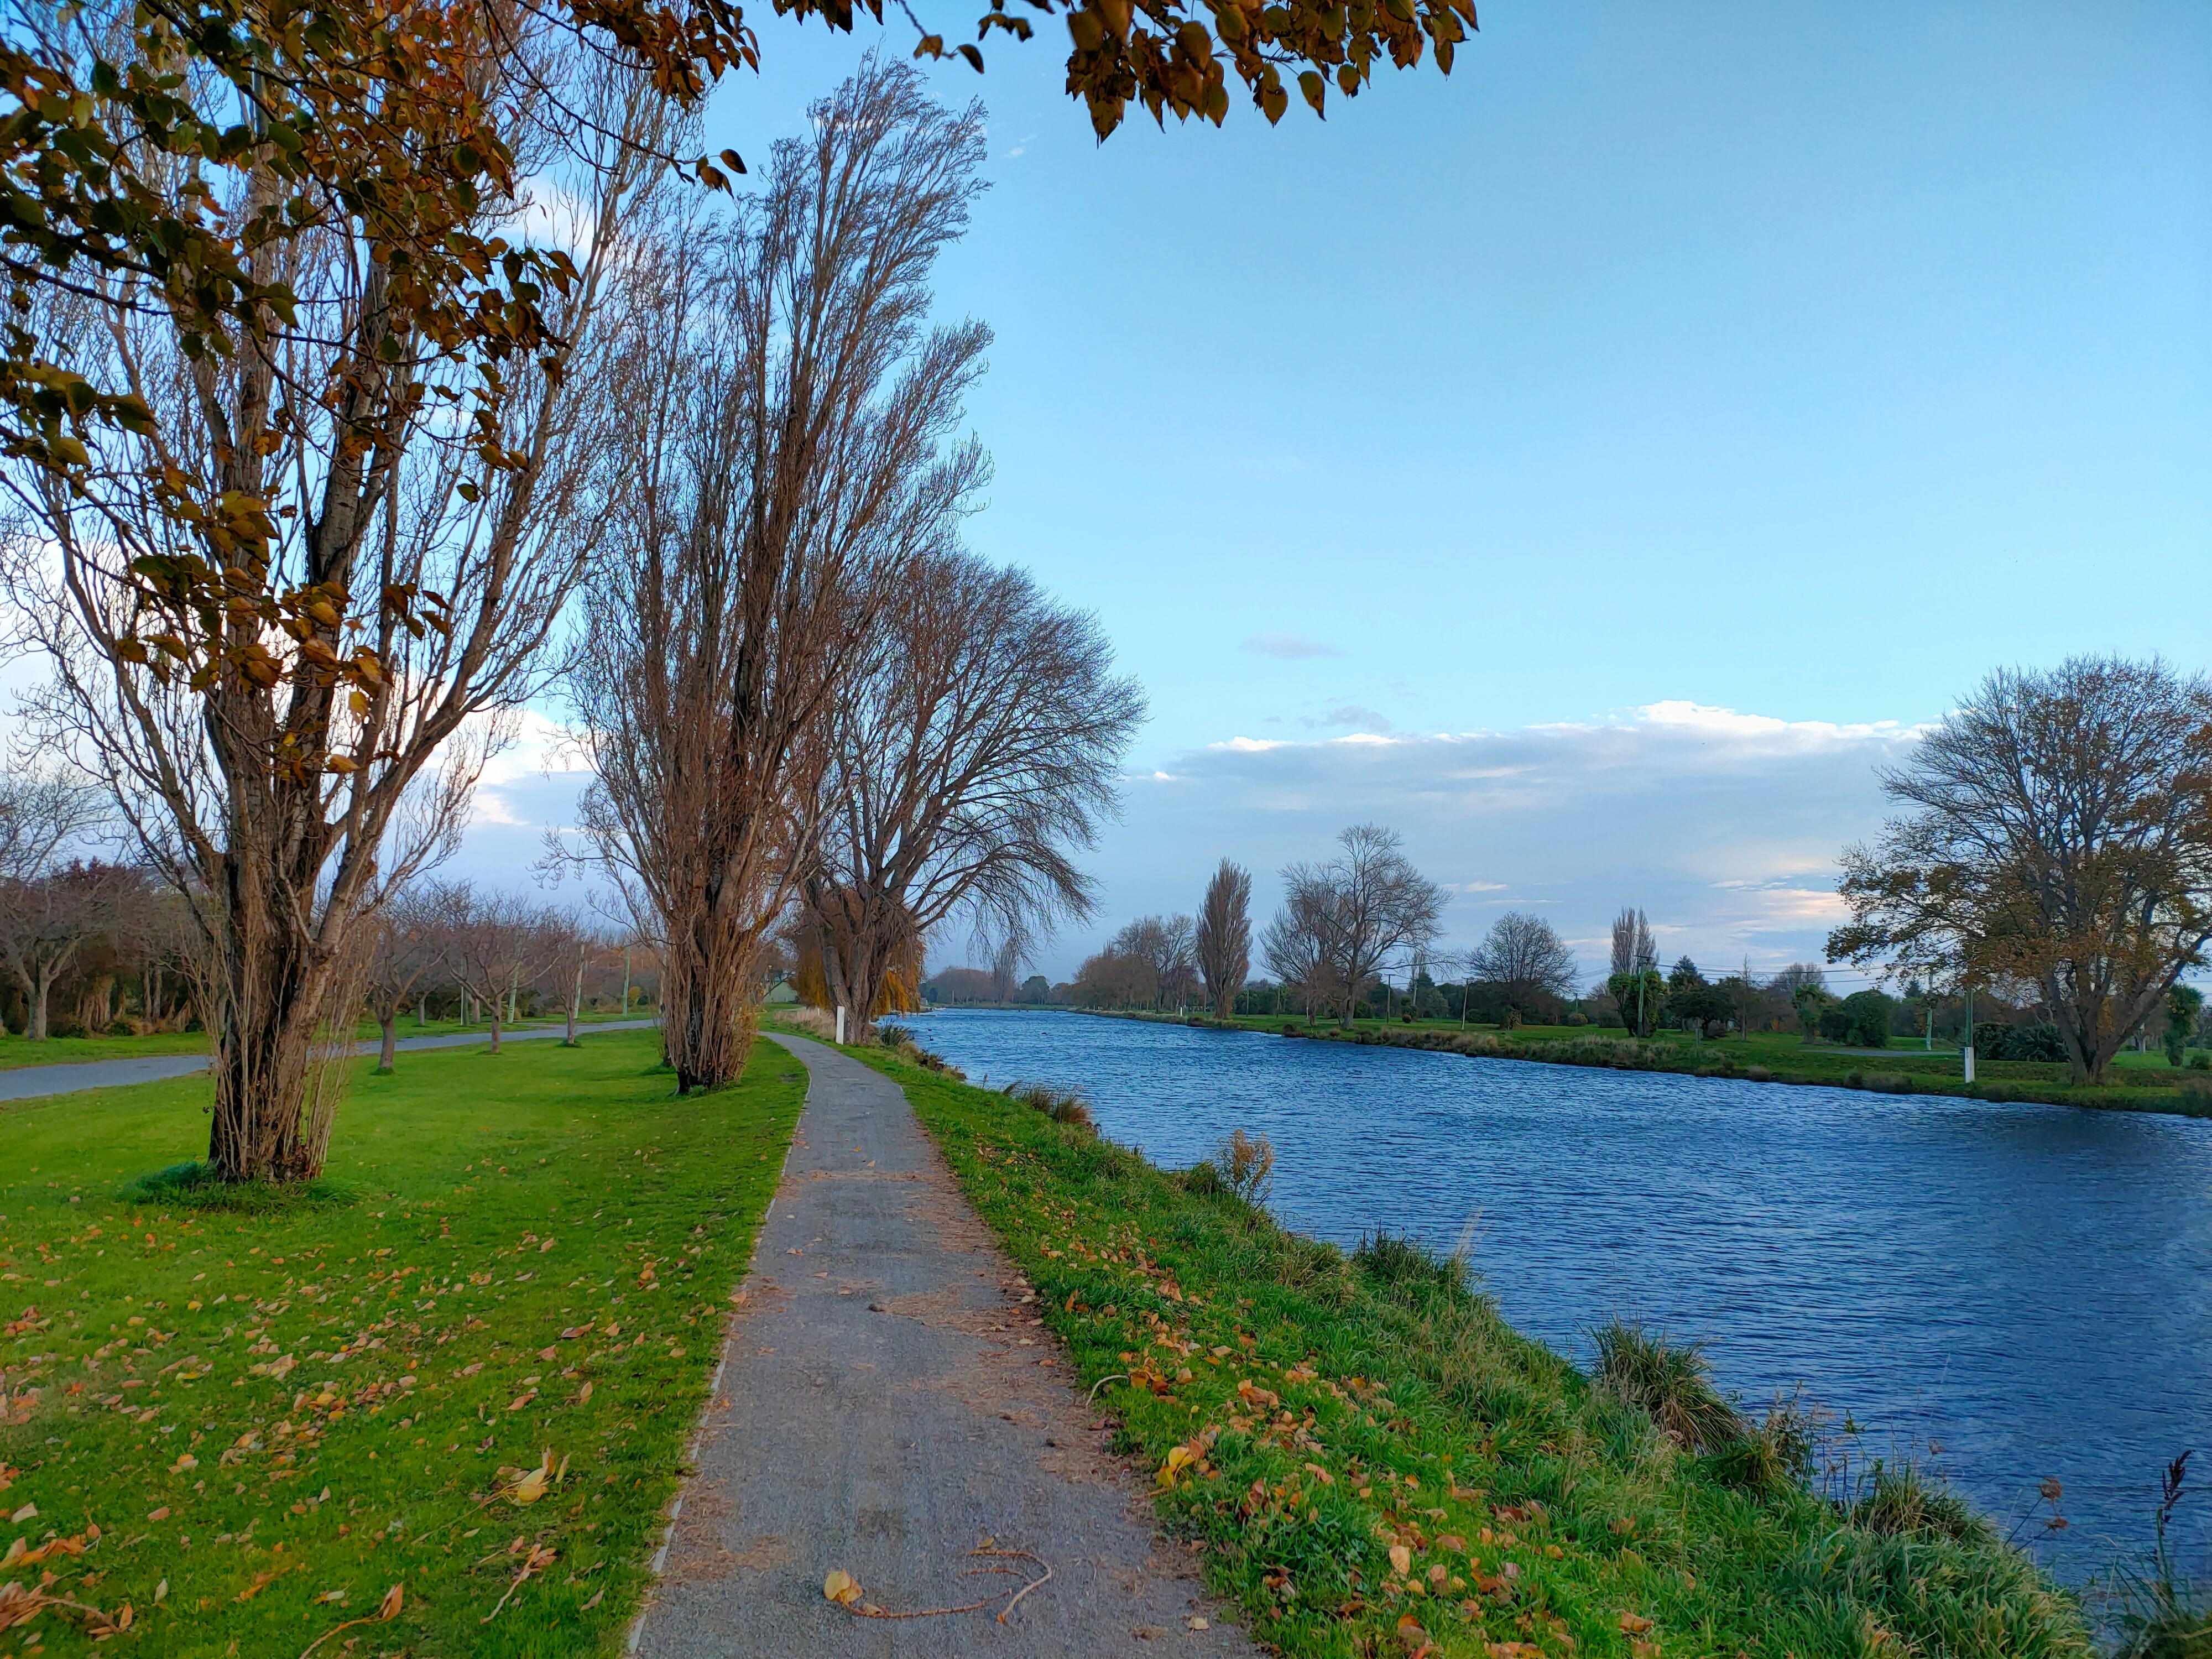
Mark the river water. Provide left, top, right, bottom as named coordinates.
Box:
left=909, top=1008, right=2212, bottom=1585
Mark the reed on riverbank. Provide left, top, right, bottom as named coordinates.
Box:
left=844, top=1036, right=2091, bottom=1659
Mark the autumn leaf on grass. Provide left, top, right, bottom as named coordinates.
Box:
left=1619, top=1611, right=1655, bottom=1633
left=493, top=1448, right=560, bottom=1505
left=1388, top=1544, right=1412, bottom=1577
left=1156, top=1443, right=1207, bottom=1490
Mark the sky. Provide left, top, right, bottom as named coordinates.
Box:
left=9, top=2, right=2211, bottom=987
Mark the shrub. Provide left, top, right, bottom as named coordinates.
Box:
left=1005, top=1081, right=1094, bottom=1132
left=877, top=1023, right=915, bottom=1048
left=2179, top=1077, right=2212, bottom=1113
left=1211, top=1128, right=1275, bottom=1204
left=2189, top=1051, right=2211, bottom=1071
left=1849, top=1462, right=1993, bottom=1545
left=1589, top=1319, right=1746, bottom=1454
left=1707, top=1388, right=1822, bottom=1496
left=1352, top=1230, right=1468, bottom=1298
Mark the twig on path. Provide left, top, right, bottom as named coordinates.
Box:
left=825, top=1542, right=1053, bottom=1623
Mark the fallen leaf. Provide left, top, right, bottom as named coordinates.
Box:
left=1620, top=1611, right=1655, bottom=1634
left=581, top=1585, right=604, bottom=1610
left=508, top=1391, right=536, bottom=1412
left=147, top=1506, right=170, bottom=1522
left=1389, top=1544, right=1412, bottom=1576
left=154, top=1579, right=168, bottom=1604
left=8, top=1503, right=34, bottom=1523
left=539, top=1238, right=557, bottom=1253
left=507, top=1449, right=554, bottom=1505
left=1438, top=1533, right=1466, bottom=1552
left=575, top=1381, right=593, bottom=1405
left=1303, top=1462, right=1335, bottom=1486
left=316, top=1590, right=347, bottom=1604
left=823, top=1568, right=863, bottom=1606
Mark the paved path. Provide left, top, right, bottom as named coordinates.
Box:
left=0, top=1019, right=663, bottom=1102
left=633, top=1033, right=1253, bottom=1658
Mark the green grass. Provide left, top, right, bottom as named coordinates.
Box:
left=0, top=1028, right=800, bottom=1656
left=853, top=1041, right=2090, bottom=1659
left=0, top=1011, right=655, bottom=1073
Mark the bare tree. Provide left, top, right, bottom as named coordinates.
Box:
left=0, top=774, right=103, bottom=885
left=0, top=42, right=682, bottom=1180
left=362, top=890, right=441, bottom=1074
left=1195, top=859, right=1253, bottom=1020
left=569, top=59, right=989, bottom=1093
left=1261, top=901, right=1333, bottom=1021
left=1281, top=824, right=1444, bottom=1026
left=1468, top=911, right=1578, bottom=1015
left=989, top=937, right=1025, bottom=1005
left=0, top=860, right=129, bottom=1040
left=1609, top=907, right=1657, bottom=978
left=797, top=548, right=1140, bottom=1036
left=431, top=885, right=562, bottom=1056
left=1111, top=915, right=1196, bottom=1011
left=1830, top=656, right=2212, bottom=1085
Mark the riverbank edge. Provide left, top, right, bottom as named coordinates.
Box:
left=1066, top=1006, right=2212, bottom=1120
left=787, top=1022, right=2091, bottom=1659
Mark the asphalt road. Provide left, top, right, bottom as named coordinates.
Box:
left=631, top=1032, right=1253, bottom=1658
left=0, top=1018, right=664, bottom=1102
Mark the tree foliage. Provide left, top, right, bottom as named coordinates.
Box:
left=1830, top=658, right=2212, bottom=1084
left=1280, top=822, right=1442, bottom=1027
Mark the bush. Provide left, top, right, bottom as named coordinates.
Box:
left=1212, top=1127, right=1275, bottom=1204
left=1005, top=1081, right=1094, bottom=1132
left=2179, top=1077, right=2212, bottom=1113
left=1589, top=1318, right=1746, bottom=1454
left=1839, top=989, right=1893, bottom=1048
left=1352, top=1230, right=1468, bottom=1298
left=2190, top=1051, right=2211, bottom=1071
left=1849, top=1462, right=1994, bottom=1545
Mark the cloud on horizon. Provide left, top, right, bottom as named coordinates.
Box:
left=1016, top=701, right=1925, bottom=985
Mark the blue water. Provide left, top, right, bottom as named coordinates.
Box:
left=911, top=1008, right=2212, bottom=1585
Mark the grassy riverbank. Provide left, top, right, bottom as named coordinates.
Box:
left=845, top=1039, right=2090, bottom=1659
left=0, top=1029, right=800, bottom=1656
left=1075, top=1008, right=2212, bottom=1118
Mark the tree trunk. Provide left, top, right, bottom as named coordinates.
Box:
left=29, top=966, right=50, bottom=1041
left=489, top=999, right=504, bottom=1055
left=202, top=922, right=358, bottom=1184
left=378, top=1014, right=398, bottom=1074
left=565, top=951, right=583, bottom=1045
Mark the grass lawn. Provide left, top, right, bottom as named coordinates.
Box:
left=857, top=1043, right=2090, bottom=1659
left=0, top=1028, right=800, bottom=1656
left=0, top=1012, right=656, bottom=1074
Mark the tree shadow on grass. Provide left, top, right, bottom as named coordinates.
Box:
left=119, top=1160, right=359, bottom=1212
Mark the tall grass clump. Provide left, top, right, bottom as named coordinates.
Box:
left=1183, top=1128, right=1275, bottom=1206
left=2111, top=1452, right=2212, bottom=1658
left=1005, top=1079, right=1095, bottom=1132
left=1590, top=1318, right=1747, bottom=1453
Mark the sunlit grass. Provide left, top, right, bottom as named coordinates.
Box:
left=0, top=1029, right=799, bottom=1656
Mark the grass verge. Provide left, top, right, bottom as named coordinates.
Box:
left=0, top=1029, right=800, bottom=1657
left=857, top=1043, right=2091, bottom=1659
left=0, top=1014, right=655, bottom=1074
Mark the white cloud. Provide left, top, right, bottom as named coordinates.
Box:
left=1241, top=630, right=1344, bottom=660
left=1039, top=702, right=1919, bottom=982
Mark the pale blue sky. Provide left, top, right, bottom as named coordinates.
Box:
left=659, top=2, right=2212, bottom=981
left=19, top=4, right=2205, bottom=988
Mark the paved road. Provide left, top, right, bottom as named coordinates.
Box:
left=0, top=1019, right=663, bottom=1102
left=633, top=1033, right=1251, bottom=1658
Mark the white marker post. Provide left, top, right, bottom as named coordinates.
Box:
left=835, top=1005, right=847, bottom=1045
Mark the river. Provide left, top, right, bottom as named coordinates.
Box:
left=907, top=1007, right=2212, bottom=1587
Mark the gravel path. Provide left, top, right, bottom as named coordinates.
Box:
left=631, top=1032, right=1254, bottom=1658
left=0, top=1019, right=664, bottom=1102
